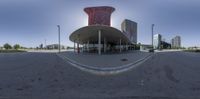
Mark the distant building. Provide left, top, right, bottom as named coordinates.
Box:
left=46, top=44, right=65, bottom=50
left=0, top=46, right=4, bottom=50
left=140, top=44, right=152, bottom=51
left=161, top=41, right=171, bottom=49
left=171, top=36, right=181, bottom=48
left=188, top=46, right=200, bottom=50
left=121, top=19, right=137, bottom=44
left=153, top=34, right=162, bottom=49
left=39, top=44, right=43, bottom=49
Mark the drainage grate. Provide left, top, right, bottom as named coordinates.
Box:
left=121, top=58, right=128, bottom=61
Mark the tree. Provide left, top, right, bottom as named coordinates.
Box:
left=3, top=43, right=12, bottom=50
left=13, top=44, right=20, bottom=50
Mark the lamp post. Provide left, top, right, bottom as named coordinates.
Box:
left=44, top=39, right=46, bottom=50
left=57, top=25, right=61, bottom=53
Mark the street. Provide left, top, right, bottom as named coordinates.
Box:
left=0, top=52, right=200, bottom=99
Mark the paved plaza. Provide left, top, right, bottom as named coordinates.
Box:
left=58, top=51, right=152, bottom=67
left=0, top=51, right=200, bottom=99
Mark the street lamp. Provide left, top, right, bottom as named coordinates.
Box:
left=44, top=39, right=46, bottom=50
left=57, top=25, right=61, bottom=53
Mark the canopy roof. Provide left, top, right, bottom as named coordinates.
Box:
left=69, top=25, right=132, bottom=45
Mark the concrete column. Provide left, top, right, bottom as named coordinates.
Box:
left=74, top=41, right=76, bottom=52
left=131, top=45, right=132, bottom=50
left=98, top=30, right=101, bottom=55
left=87, top=41, right=90, bottom=52
left=119, top=38, right=121, bottom=53
left=83, top=44, right=85, bottom=52
left=126, top=42, right=128, bottom=51
left=104, top=38, right=106, bottom=53
left=77, top=39, right=80, bottom=54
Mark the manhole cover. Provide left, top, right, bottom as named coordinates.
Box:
left=121, top=58, right=128, bottom=61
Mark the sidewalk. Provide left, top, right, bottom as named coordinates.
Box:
left=58, top=51, right=152, bottom=68
left=154, top=49, right=183, bottom=52
left=26, top=49, right=68, bottom=53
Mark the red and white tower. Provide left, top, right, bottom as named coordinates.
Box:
left=84, top=6, right=115, bottom=26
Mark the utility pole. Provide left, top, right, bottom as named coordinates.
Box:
left=152, top=24, right=154, bottom=50
left=44, top=39, right=46, bottom=50
left=57, top=25, right=61, bottom=53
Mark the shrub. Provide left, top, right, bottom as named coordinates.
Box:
left=13, top=44, right=20, bottom=50
left=3, top=43, right=12, bottom=50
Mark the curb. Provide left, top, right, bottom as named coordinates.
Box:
left=56, top=53, right=154, bottom=75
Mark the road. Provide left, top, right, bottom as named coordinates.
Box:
left=0, top=52, right=200, bottom=99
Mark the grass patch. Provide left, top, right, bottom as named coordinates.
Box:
left=0, top=49, right=27, bottom=53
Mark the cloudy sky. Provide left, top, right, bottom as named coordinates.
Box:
left=0, top=0, right=200, bottom=47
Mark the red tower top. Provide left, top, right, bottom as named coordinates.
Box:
left=84, top=6, right=115, bottom=26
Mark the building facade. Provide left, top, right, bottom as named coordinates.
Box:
left=153, top=34, right=162, bottom=49
left=161, top=41, right=171, bottom=49
left=171, top=36, right=181, bottom=48
left=121, top=19, right=137, bottom=44
left=69, top=6, right=137, bottom=54
left=46, top=44, right=65, bottom=50
left=140, top=44, right=152, bottom=51
left=84, top=6, right=115, bottom=26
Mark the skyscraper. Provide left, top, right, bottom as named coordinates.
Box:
left=153, top=34, right=162, bottom=49
left=121, top=19, right=137, bottom=44
left=171, top=36, right=181, bottom=48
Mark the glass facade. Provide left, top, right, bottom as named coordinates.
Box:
left=171, top=36, right=181, bottom=48
left=153, top=34, right=162, bottom=49
left=121, top=19, right=137, bottom=44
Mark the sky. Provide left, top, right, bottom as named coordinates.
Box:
left=0, top=0, right=200, bottom=48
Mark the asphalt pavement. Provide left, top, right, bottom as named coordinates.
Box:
left=0, top=52, right=200, bottom=99
left=58, top=51, right=152, bottom=67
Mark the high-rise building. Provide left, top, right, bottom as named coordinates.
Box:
left=171, top=39, right=175, bottom=47
left=121, top=19, right=137, bottom=44
left=153, top=34, right=162, bottom=49
left=39, top=44, right=43, bottom=49
left=171, top=36, right=181, bottom=48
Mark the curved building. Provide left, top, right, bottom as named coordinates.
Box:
left=70, top=6, right=136, bottom=54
